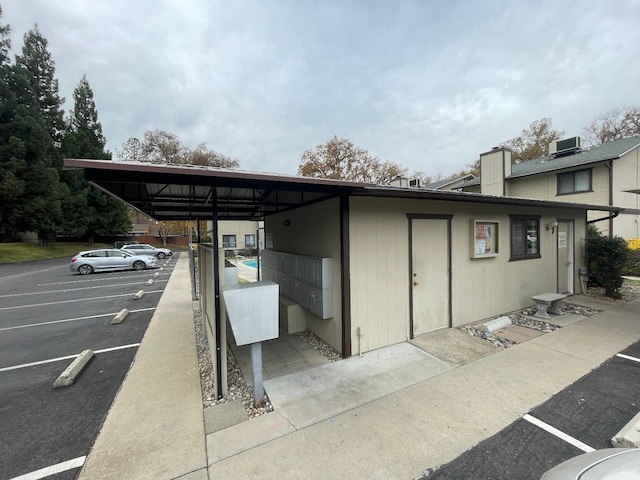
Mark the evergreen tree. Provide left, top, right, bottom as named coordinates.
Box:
left=62, top=74, right=109, bottom=159
left=15, top=25, right=65, bottom=154
left=0, top=63, right=63, bottom=244
left=0, top=5, right=11, bottom=65
left=61, top=75, right=131, bottom=245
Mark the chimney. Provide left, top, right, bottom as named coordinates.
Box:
left=480, top=147, right=511, bottom=196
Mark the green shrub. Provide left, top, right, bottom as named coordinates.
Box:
left=586, top=229, right=629, bottom=298
left=623, top=249, right=640, bottom=277
left=199, top=235, right=212, bottom=243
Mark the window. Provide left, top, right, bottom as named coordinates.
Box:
left=557, top=169, right=591, bottom=195
left=222, top=235, right=236, bottom=248
left=510, top=216, right=540, bottom=260
left=245, top=234, right=255, bottom=247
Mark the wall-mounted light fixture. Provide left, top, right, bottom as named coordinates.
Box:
left=546, top=220, right=559, bottom=234
left=282, top=220, right=291, bottom=227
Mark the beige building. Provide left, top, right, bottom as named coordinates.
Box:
left=264, top=192, right=611, bottom=356
left=428, top=136, right=640, bottom=238
left=66, top=158, right=619, bottom=360
left=207, top=220, right=262, bottom=252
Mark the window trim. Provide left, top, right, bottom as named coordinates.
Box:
left=509, top=215, right=541, bottom=261
left=244, top=234, right=255, bottom=247
left=222, top=234, right=237, bottom=248
left=556, top=168, right=593, bottom=196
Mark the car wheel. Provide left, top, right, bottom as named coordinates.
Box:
left=78, top=264, right=94, bottom=275
left=157, top=252, right=166, bottom=259
left=133, top=261, right=146, bottom=271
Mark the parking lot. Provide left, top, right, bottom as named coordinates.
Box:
left=0, top=252, right=178, bottom=480
left=422, top=340, right=640, bottom=479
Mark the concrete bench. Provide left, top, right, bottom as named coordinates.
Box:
left=531, top=293, right=567, bottom=319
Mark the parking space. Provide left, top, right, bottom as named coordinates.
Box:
left=0, top=252, right=179, bottom=480
left=421, top=341, right=640, bottom=479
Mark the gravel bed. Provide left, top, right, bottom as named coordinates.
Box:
left=585, top=283, right=640, bottom=303
left=194, top=310, right=340, bottom=418
left=459, top=301, right=601, bottom=349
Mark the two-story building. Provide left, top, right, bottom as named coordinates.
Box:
left=426, top=136, right=640, bottom=238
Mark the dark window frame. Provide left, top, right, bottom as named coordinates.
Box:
left=244, top=234, right=255, bottom=247
left=222, top=234, right=237, bottom=248
left=556, top=168, right=592, bottom=195
left=509, top=215, right=541, bottom=261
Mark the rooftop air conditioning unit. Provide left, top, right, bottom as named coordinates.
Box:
left=552, top=136, right=582, bottom=158
left=409, top=178, right=422, bottom=188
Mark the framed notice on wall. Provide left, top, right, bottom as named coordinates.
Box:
left=470, top=219, right=499, bottom=258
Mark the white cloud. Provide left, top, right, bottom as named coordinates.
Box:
left=4, top=0, right=640, bottom=177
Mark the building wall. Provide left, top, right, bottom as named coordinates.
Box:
left=613, top=148, right=640, bottom=238
left=264, top=198, right=343, bottom=353
left=206, top=220, right=261, bottom=249
left=507, top=164, right=612, bottom=236
left=349, top=196, right=586, bottom=354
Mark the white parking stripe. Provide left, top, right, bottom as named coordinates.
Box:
left=523, top=414, right=595, bottom=452
left=38, top=272, right=171, bottom=286
left=617, top=353, right=640, bottom=363
left=0, top=343, right=140, bottom=372
left=0, top=308, right=156, bottom=332
left=0, top=280, right=168, bottom=298
left=0, top=290, right=166, bottom=311
left=9, top=455, right=86, bottom=480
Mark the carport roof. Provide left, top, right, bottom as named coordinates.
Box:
left=64, top=158, right=623, bottom=221
left=64, top=158, right=373, bottom=221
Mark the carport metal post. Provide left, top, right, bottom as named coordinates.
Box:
left=212, top=189, right=223, bottom=399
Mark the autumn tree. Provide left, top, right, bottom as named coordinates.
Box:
left=117, top=130, right=239, bottom=168
left=583, top=107, right=640, bottom=145
left=298, top=136, right=406, bottom=184
left=500, top=118, right=564, bottom=163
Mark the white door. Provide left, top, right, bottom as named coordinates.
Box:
left=557, top=221, right=574, bottom=293
left=410, top=217, right=450, bottom=336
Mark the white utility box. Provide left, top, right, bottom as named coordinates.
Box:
left=222, top=281, right=279, bottom=346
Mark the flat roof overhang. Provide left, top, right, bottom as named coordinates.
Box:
left=64, top=158, right=372, bottom=221
left=64, top=159, right=624, bottom=221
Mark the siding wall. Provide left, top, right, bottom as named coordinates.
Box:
left=613, top=148, right=640, bottom=238
left=264, top=199, right=343, bottom=353
left=349, top=197, right=586, bottom=354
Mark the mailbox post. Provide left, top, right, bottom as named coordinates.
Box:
left=222, top=281, right=279, bottom=405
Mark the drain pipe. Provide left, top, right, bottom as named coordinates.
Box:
left=586, top=210, right=620, bottom=226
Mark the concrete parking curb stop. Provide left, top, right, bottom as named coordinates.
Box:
left=612, top=411, right=640, bottom=448
left=134, top=290, right=145, bottom=299
left=146, top=279, right=154, bottom=286
left=53, top=349, right=95, bottom=388
left=111, top=309, right=129, bottom=325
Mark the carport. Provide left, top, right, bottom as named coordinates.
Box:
left=64, top=158, right=368, bottom=398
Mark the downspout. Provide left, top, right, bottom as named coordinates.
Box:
left=586, top=211, right=620, bottom=226
left=606, top=160, right=614, bottom=237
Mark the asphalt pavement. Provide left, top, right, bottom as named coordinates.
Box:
left=72, top=253, right=640, bottom=480
left=0, top=254, right=176, bottom=480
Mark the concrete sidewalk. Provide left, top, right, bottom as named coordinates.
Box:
left=80, top=255, right=640, bottom=479
left=79, top=255, right=208, bottom=480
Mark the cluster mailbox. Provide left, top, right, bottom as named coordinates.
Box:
left=261, top=250, right=333, bottom=319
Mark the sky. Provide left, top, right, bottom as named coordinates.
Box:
left=3, top=0, right=639, bottom=178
